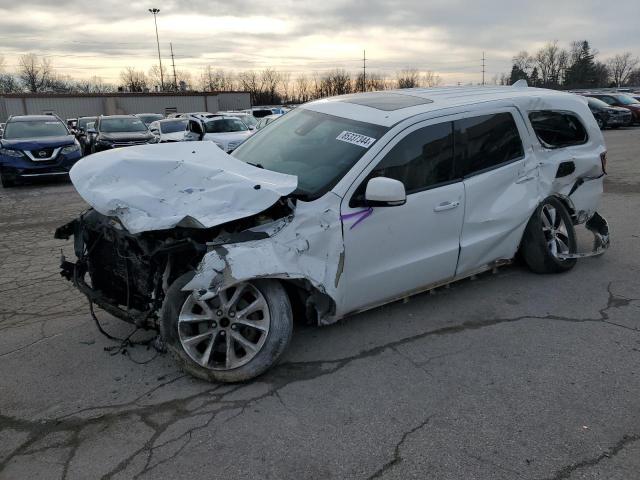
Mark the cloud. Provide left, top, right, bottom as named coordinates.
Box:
left=0, top=0, right=638, bottom=84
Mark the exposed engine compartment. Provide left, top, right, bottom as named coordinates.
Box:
left=54, top=199, right=295, bottom=327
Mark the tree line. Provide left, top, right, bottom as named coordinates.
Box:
left=0, top=53, right=442, bottom=104
left=503, top=40, right=639, bottom=89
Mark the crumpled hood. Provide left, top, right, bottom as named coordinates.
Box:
left=1, top=135, right=75, bottom=150
left=69, top=142, right=298, bottom=234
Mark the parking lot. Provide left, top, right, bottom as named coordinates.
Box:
left=0, top=127, right=638, bottom=479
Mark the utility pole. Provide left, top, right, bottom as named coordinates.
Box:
left=148, top=8, right=164, bottom=91
left=170, top=42, right=178, bottom=91
left=481, top=51, right=486, bottom=86
left=362, top=50, right=366, bottom=92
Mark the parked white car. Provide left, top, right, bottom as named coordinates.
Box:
left=148, top=118, right=188, bottom=143
left=183, top=114, right=253, bottom=152
left=215, top=111, right=258, bottom=130
left=255, top=114, right=282, bottom=130
left=57, top=85, right=609, bottom=383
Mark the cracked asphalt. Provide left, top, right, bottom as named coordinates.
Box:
left=1, top=128, right=639, bottom=480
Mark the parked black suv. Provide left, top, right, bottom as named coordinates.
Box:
left=585, top=97, right=632, bottom=129
left=88, top=115, right=157, bottom=153
left=74, top=116, right=97, bottom=155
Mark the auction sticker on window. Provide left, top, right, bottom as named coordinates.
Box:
left=336, top=131, right=376, bottom=148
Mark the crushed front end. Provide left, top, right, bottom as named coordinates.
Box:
left=55, top=209, right=208, bottom=328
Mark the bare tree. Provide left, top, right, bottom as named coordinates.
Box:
left=74, top=76, right=115, bottom=93
left=18, top=54, right=54, bottom=92
left=261, top=68, right=281, bottom=104
left=120, top=67, right=148, bottom=92
left=279, top=72, right=291, bottom=103
left=512, top=51, right=534, bottom=76
left=396, top=69, right=420, bottom=88
left=294, top=74, right=311, bottom=103
left=534, top=41, right=568, bottom=87
left=200, top=66, right=236, bottom=92
left=607, top=53, right=639, bottom=87
left=238, top=70, right=263, bottom=104
left=423, top=70, right=442, bottom=87
left=0, top=73, right=20, bottom=93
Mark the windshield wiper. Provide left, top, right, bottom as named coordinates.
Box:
left=246, top=162, right=264, bottom=169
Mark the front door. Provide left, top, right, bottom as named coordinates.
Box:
left=340, top=120, right=465, bottom=313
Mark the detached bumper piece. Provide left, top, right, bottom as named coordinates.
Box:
left=557, top=212, right=610, bottom=260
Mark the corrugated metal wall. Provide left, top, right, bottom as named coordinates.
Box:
left=0, top=93, right=251, bottom=121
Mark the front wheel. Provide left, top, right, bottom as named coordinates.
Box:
left=520, top=197, right=577, bottom=274
left=160, top=273, right=293, bottom=383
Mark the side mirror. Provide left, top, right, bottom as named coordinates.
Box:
left=248, top=125, right=256, bottom=131
left=87, top=128, right=96, bottom=134
left=365, top=177, right=406, bottom=206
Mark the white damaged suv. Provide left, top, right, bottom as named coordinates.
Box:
left=56, top=84, right=609, bottom=382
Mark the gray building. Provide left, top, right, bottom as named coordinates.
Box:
left=0, top=92, right=251, bottom=122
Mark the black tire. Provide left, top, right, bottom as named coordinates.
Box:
left=0, top=171, right=16, bottom=188
left=520, top=197, right=577, bottom=274
left=160, top=272, right=293, bottom=383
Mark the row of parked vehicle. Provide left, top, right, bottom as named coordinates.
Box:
left=0, top=107, right=287, bottom=187
left=579, top=91, right=640, bottom=129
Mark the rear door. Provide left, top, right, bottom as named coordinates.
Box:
left=454, top=109, right=538, bottom=275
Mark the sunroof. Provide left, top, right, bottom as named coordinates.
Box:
left=336, top=92, right=433, bottom=111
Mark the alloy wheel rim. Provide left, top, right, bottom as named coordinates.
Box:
left=541, top=204, right=570, bottom=257
left=178, top=282, right=270, bottom=370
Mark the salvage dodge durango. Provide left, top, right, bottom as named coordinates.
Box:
left=55, top=84, right=610, bottom=382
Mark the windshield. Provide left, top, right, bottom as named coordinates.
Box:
left=100, top=118, right=148, bottom=133
left=232, top=108, right=388, bottom=200
left=587, top=98, right=611, bottom=109
left=615, top=94, right=640, bottom=105
left=234, top=115, right=257, bottom=127
left=77, top=117, right=97, bottom=130
left=137, top=114, right=164, bottom=124
left=205, top=118, right=248, bottom=133
left=160, top=119, right=188, bottom=134
left=3, top=120, right=69, bottom=139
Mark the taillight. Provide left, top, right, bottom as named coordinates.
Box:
left=600, top=151, right=607, bottom=174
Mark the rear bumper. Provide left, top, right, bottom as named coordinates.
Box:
left=557, top=212, right=610, bottom=260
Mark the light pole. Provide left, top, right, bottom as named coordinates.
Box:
left=148, top=8, right=164, bottom=91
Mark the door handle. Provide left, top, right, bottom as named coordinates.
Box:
left=433, top=201, right=460, bottom=212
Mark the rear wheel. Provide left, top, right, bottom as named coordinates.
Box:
left=520, top=197, right=577, bottom=274
left=160, top=273, right=293, bottom=383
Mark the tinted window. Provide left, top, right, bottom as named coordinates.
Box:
left=100, top=118, right=148, bottom=133
left=595, top=96, right=616, bottom=105
left=587, top=98, right=610, bottom=109
left=205, top=118, right=248, bottom=133
left=613, top=94, right=640, bottom=105
left=232, top=108, right=387, bottom=200
left=77, top=117, right=97, bottom=130
left=363, top=122, right=454, bottom=195
left=3, top=120, right=68, bottom=139
left=528, top=111, right=588, bottom=149
left=454, top=113, right=524, bottom=177
left=160, top=119, right=188, bottom=133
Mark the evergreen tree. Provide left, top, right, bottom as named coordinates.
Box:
left=509, top=65, right=529, bottom=85
left=564, top=41, right=597, bottom=88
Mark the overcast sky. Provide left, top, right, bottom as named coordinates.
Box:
left=0, top=0, right=638, bottom=85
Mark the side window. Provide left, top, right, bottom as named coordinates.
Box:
left=528, top=111, right=588, bottom=149
left=454, top=112, right=524, bottom=177
left=351, top=122, right=454, bottom=205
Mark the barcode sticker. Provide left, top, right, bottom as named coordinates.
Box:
left=336, top=131, right=376, bottom=148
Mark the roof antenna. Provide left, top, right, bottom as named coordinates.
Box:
left=513, top=79, right=528, bottom=88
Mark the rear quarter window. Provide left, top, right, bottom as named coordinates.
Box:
left=528, top=111, right=588, bottom=149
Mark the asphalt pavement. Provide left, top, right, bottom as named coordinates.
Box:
left=0, top=128, right=639, bottom=479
